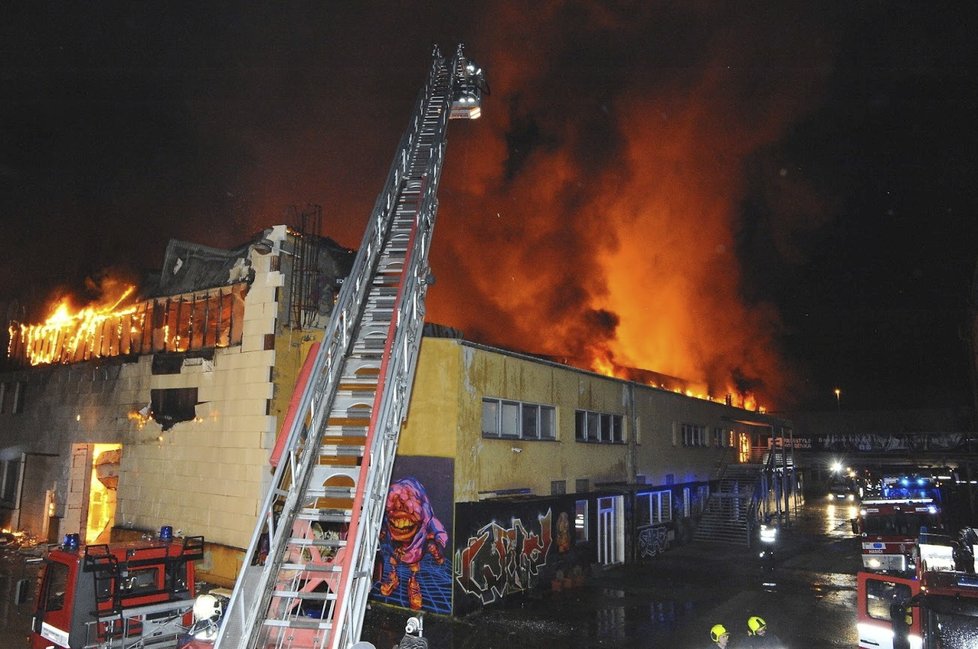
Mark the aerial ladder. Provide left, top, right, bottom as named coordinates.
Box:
left=213, top=44, right=485, bottom=649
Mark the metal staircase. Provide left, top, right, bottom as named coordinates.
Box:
left=693, top=463, right=762, bottom=545
left=694, top=446, right=797, bottom=546
left=214, top=44, right=484, bottom=649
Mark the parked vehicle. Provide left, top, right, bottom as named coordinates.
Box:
left=27, top=527, right=204, bottom=649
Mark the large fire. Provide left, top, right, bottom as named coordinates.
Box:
left=421, top=5, right=818, bottom=411
left=7, top=282, right=247, bottom=367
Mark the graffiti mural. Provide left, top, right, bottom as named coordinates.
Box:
left=454, top=509, right=553, bottom=605
left=373, top=476, right=452, bottom=614
left=638, top=524, right=668, bottom=559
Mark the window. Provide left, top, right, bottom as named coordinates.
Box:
left=42, top=562, right=70, bottom=612
left=551, top=480, right=566, bottom=495
left=637, top=490, right=673, bottom=526
left=575, top=409, right=624, bottom=443
left=0, top=458, right=19, bottom=506
left=481, top=398, right=555, bottom=441
left=11, top=382, right=25, bottom=414
left=681, top=423, right=706, bottom=447
left=575, top=478, right=589, bottom=493
left=865, top=578, right=912, bottom=621
left=713, top=427, right=725, bottom=448
left=119, top=567, right=161, bottom=596
left=150, top=388, right=198, bottom=431
left=694, top=485, right=710, bottom=515
left=575, top=499, right=589, bottom=542
left=501, top=401, right=519, bottom=437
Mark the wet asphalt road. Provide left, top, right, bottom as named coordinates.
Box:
left=1, top=499, right=860, bottom=649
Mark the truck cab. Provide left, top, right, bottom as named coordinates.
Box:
left=29, top=528, right=204, bottom=649
left=856, top=528, right=978, bottom=648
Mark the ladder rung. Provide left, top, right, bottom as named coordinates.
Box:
left=337, top=383, right=376, bottom=392
left=263, top=618, right=332, bottom=630
left=326, top=417, right=369, bottom=427
left=280, top=562, right=343, bottom=572
left=305, top=487, right=355, bottom=498
left=288, top=537, right=347, bottom=549
left=272, top=590, right=337, bottom=602
left=317, top=455, right=360, bottom=466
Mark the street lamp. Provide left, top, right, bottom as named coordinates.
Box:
left=833, top=388, right=841, bottom=410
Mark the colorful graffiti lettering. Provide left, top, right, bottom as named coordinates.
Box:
left=454, top=509, right=553, bottom=604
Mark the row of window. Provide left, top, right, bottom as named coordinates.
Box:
left=481, top=399, right=556, bottom=440
left=635, top=484, right=711, bottom=526
left=681, top=424, right=736, bottom=448
left=481, top=398, right=625, bottom=444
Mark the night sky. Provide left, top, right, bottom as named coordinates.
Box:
left=2, top=4, right=976, bottom=413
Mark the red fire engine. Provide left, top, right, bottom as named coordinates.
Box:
left=853, top=475, right=944, bottom=575
left=856, top=529, right=978, bottom=648
left=28, top=527, right=204, bottom=649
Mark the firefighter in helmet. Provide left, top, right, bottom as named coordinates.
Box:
left=745, top=615, right=783, bottom=648
left=710, top=623, right=731, bottom=648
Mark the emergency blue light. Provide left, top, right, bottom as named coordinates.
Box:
left=160, top=525, right=173, bottom=541
left=900, top=478, right=910, bottom=487
left=62, top=533, right=80, bottom=551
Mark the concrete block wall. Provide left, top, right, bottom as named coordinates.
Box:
left=116, top=236, right=286, bottom=551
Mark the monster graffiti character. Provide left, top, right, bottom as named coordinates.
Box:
left=380, top=477, right=448, bottom=609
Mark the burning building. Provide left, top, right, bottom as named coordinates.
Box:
left=0, top=222, right=795, bottom=614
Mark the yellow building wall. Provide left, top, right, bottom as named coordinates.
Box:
left=449, top=342, right=629, bottom=502
left=408, top=338, right=778, bottom=504
left=398, top=337, right=460, bottom=459
left=630, top=388, right=741, bottom=487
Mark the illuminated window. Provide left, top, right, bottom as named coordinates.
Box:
left=575, top=409, right=624, bottom=444
left=637, top=490, right=673, bottom=526
left=481, top=398, right=555, bottom=441
left=575, top=499, right=589, bottom=542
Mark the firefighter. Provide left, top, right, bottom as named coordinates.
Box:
left=744, top=615, right=784, bottom=648
left=709, top=623, right=731, bottom=648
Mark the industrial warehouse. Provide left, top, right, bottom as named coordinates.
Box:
left=0, top=221, right=796, bottom=619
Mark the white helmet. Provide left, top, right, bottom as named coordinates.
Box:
left=193, top=593, right=223, bottom=623
left=405, top=616, right=422, bottom=635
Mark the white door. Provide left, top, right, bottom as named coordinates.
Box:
left=61, top=444, right=92, bottom=538
left=597, top=496, right=624, bottom=565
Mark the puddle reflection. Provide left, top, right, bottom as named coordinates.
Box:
left=591, top=598, right=697, bottom=643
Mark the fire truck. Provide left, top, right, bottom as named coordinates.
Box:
left=25, top=43, right=484, bottom=649
left=853, top=474, right=944, bottom=575
left=856, top=529, right=978, bottom=648
left=28, top=527, right=205, bottom=649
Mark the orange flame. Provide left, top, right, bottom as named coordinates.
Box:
left=9, top=286, right=137, bottom=366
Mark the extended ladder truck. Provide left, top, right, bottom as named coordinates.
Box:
left=211, top=44, right=485, bottom=649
